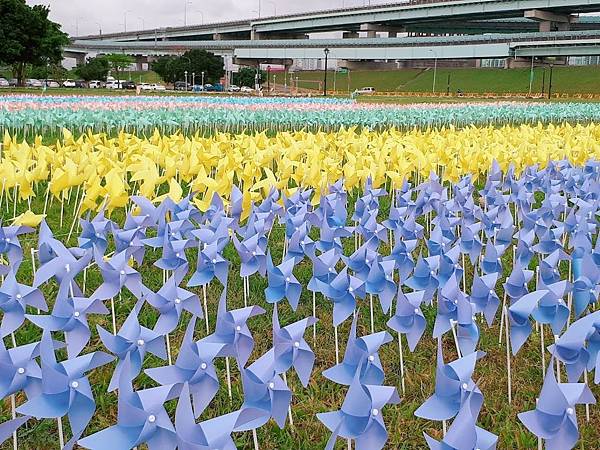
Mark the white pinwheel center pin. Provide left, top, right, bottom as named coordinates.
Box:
left=567, top=408, right=574, bottom=415
left=137, top=339, right=145, bottom=346
left=74, top=311, right=80, bottom=317
left=236, top=325, right=241, bottom=332
left=120, top=270, right=125, bottom=275
left=200, top=362, right=207, bottom=370
left=269, top=382, right=275, bottom=389
left=71, top=381, right=79, bottom=389
left=148, top=414, right=156, bottom=423
left=17, top=367, right=25, bottom=374
left=371, top=408, right=379, bottom=416
left=368, top=355, right=375, bottom=362
left=175, top=298, right=181, bottom=304
left=294, top=341, right=300, bottom=348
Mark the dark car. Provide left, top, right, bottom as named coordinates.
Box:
left=74, top=80, right=88, bottom=88
left=121, top=80, right=136, bottom=90
left=174, top=81, right=188, bottom=91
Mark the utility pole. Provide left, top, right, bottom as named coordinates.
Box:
left=548, top=64, right=554, bottom=98
left=323, top=48, right=330, bottom=96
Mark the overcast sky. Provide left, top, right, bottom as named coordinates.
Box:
left=27, top=0, right=394, bottom=36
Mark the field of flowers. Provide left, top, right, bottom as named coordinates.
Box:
left=0, top=94, right=599, bottom=450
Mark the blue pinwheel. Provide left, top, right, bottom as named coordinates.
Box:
left=481, top=244, right=503, bottom=275
left=175, top=382, right=257, bottom=450
left=424, top=391, right=498, bottom=450
left=365, top=257, right=397, bottom=315
left=145, top=273, right=203, bottom=335
left=387, top=289, right=427, bottom=351
left=188, top=241, right=229, bottom=288
left=323, top=313, right=392, bottom=386
left=508, top=290, right=549, bottom=355
left=78, top=209, right=114, bottom=254
left=503, top=263, right=534, bottom=300
left=532, top=280, right=570, bottom=336
left=26, top=294, right=108, bottom=358
left=0, top=222, right=33, bottom=270
left=97, top=300, right=166, bottom=391
left=17, top=331, right=113, bottom=450
left=145, top=316, right=225, bottom=417
left=384, top=237, right=416, bottom=282
left=0, top=416, right=30, bottom=447
left=415, top=340, right=484, bottom=422
left=201, top=288, right=265, bottom=367
left=308, top=248, right=342, bottom=294
left=232, top=231, right=268, bottom=277
left=319, top=267, right=365, bottom=327
left=318, top=371, right=400, bottom=450
left=0, top=272, right=47, bottom=338
left=153, top=230, right=192, bottom=271
left=518, top=358, right=595, bottom=450
left=272, top=305, right=317, bottom=386
left=265, top=252, right=302, bottom=311
left=469, top=272, right=499, bottom=326
left=92, top=249, right=143, bottom=300
left=78, top=354, right=177, bottom=450
left=572, top=251, right=600, bottom=318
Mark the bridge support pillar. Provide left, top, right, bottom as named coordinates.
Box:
left=524, top=9, right=574, bottom=32
left=343, top=31, right=359, bottom=39
left=135, top=55, right=149, bottom=71
left=360, top=23, right=404, bottom=38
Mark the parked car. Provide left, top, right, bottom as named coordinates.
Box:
left=26, top=79, right=43, bottom=87
left=138, top=83, right=152, bottom=91
left=174, top=81, right=188, bottom=91
left=89, top=80, right=103, bottom=89
left=191, top=85, right=204, bottom=93
left=62, top=79, right=76, bottom=88
left=228, top=84, right=240, bottom=92
left=75, top=80, right=87, bottom=88
left=240, top=86, right=254, bottom=93
left=42, top=80, right=60, bottom=88
left=106, top=80, right=124, bottom=89
left=353, top=86, right=376, bottom=95
left=0, top=78, right=9, bottom=87
left=8, top=79, right=18, bottom=86
left=121, top=80, right=136, bottom=90
left=151, top=83, right=166, bottom=91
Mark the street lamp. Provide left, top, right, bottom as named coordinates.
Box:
left=267, top=65, right=271, bottom=92
left=192, top=72, right=196, bottom=88
left=548, top=64, right=554, bottom=98
left=184, top=0, right=193, bottom=26
left=323, top=48, right=330, bottom=97
left=124, top=10, right=132, bottom=32
left=201, top=71, right=205, bottom=90
left=184, top=70, right=188, bottom=91
left=429, top=49, right=438, bottom=94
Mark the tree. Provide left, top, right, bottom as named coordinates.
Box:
left=234, top=67, right=266, bottom=88
left=0, top=0, right=69, bottom=85
left=74, top=56, right=110, bottom=81
left=151, top=50, right=224, bottom=85
left=104, top=53, right=134, bottom=85
left=28, top=63, right=68, bottom=81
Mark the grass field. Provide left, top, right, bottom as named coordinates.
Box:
left=295, top=65, right=600, bottom=95
left=1, top=175, right=599, bottom=449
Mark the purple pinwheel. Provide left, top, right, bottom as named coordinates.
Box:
left=92, top=249, right=143, bottom=300
left=201, top=288, right=265, bottom=367
left=532, top=280, right=570, bottom=336
left=308, top=248, right=342, bottom=294
left=265, top=252, right=302, bottom=311
left=415, top=340, right=484, bottom=422
left=518, top=358, right=595, bottom=450
left=481, top=244, right=503, bottom=276
left=17, top=331, right=113, bottom=450
left=319, top=267, right=365, bottom=327
left=153, top=231, right=192, bottom=272
left=323, top=313, right=392, bottom=386
left=233, top=360, right=292, bottom=432
left=364, top=256, right=397, bottom=315
left=424, top=391, right=498, bottom=450
left=405, top=254, right=439, bottom=302
left=145, top=316, right=224, bottom=417
left=387, top=289, right=427, bottom=351
left=175, top=382, right=256, bottom=450
left=145, top=273, right=203, bottom=335
left=384, top=237, right=416, bottom=282
left=0, top=222, right=33, bottom=270
left=0, top=416, right=30, bottom=447
left=272, top=305, right=317, bottom=386
left=78, top=209, right=114, bottom=254
left=318, top=371, right=400, bottom=450
left=33, top=236, right=91, bottom=296
left=188, top=240, right=229, bottom=288
left=78, top=354, right=177, bottom=450
left=504, top=264, right=534, bottom=300
left=0, top=272, right=47, bottom=338
left=469, top=272, right=499, bottom=326
left=539, top=250, right=564, bottom=286
left=508, top=290, right=549, bottom=355
left=284, top=222, right=313, bottom=264
left=572, top=251, right=600, bottom=318
left=97, top=300, right=166, bottom=391
left=26, top=294, right=108, bottom=358
left=232, top=231, right=268, bottom=277
left=433, top=275, right=463, bottom=339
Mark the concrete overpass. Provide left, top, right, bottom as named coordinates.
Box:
left=75, top=0, right=600, bottom=42
left=64, top=29, right=600, bottom=67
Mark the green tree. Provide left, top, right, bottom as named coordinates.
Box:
left=151, top=50, right=224, bottom=85
left=234, top=67, right=266, bottom=87
left=104, top=53, right=134, bottom=85
left=28, top=63, right=68, bottom=81
left=0, top=0, right=69, bottom=85
left=74, top=56, right=110, bottom=81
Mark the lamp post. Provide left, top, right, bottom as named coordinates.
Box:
left=124, top=10, right=132, bottom=32
left=184, top=0, right=193, bottom=26
left=201, top=71, right=205, bottom=90
left=528, top=56, right=534, bottom=95
left=267, top=65, right=271, bottom=92
left=548, top=64, right=554, bottom=98
left=184, top=70, right=188, bottom=91
left=429, top=49, right=438, bottom=94
left=323, top=48, right=330, bottom=96
left=192, top=72, right=196, bottom=88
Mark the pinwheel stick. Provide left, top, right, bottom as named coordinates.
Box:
left=334, top=325, right=340, bottom=365
left=10, top=333, right=17, bottom=450
left=0, top=178, right=5, bottom=212
left=450, top=320, right=461, bottom=358
left=225, top=357, right=233, bottom=401
left=202, top=284, right=209, bottom=334
left=540, top=324, right=546, bottom=378
left=347, top=438, right=351, bottom=449
left=282, top=372, right=294, bottom=431
left=13, top=184, right=19, bottom=219
left=252, top=428, right=259, bottom=450
left=31, top=248, right=39, bottom=313
left=398, top=333, right=406, bottom=396
left=584, top=370, right=590, bottom=422
left=369, top=294, right=375, bottom=334
left=110, top=297, right=117, bottom=335
left=504, top=306, right=512, bottom=404
left=553, top=335, right=561, bottom=382
left=499, top=292, right=507, bottom=345
left=57, top=416, right=64, bottom=448
left=166, top=334, right=172, bottom=365
left=312, top=292, right=317, bottom=345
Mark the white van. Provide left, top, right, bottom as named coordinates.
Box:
left=354, top=86, right=376, bottom=95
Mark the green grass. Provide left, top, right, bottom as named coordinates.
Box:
left=1, top=174, right=599, bottom=449
left=297, top=66, right=600, bottom=95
